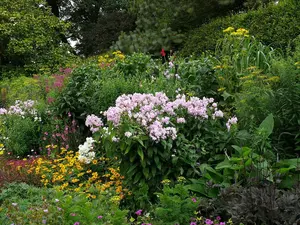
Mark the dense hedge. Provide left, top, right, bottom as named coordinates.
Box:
left=180, top=0, right=300, bottom=56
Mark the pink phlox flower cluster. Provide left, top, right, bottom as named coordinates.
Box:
left=0, top=100, right=37, bottom=117
left=85, top=114, right=103, bottom=133
left=103, top=93, right=227, bottom=142
left=176, top=117, right=186, bottom=123
left=212, top=110, right=224, bottom=119
left=149, top=121, right=177, bottom=142
left=0, top=108, right=7, bottom=115
left=226, top=116, right=238, bottom=131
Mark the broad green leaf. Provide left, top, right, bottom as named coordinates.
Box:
left=258, top=113, right=274, bottom=137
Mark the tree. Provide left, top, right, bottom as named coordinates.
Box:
left=0, top=0, right=72, bottom=78
left=54, top=0, right=136, bottom=56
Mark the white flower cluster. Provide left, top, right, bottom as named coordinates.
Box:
left=78, top=137, right=96, bottom=164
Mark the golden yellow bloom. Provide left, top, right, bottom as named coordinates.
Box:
left=72, top=178, right=80, bottom=183
left=223, top=26, right=235, bottom=33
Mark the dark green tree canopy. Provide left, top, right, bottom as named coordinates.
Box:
left=53, top=0, right=136, bottom=56
left=0, top=0, right=71, bottom=77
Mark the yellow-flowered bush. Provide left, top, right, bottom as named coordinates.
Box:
left=98, top=51, right=125, bottom=69
left=27, top=147, right=126, bottom=203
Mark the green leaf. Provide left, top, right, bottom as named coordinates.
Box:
left=137, top=148, right=144, bottom=161
left=143, top=167, right=149, bottom=179
left=154, top=156, right=161, bottom=170
left=216, top=160, right=232, bottom=170
left=133, top=172, right=142, bottom=184
left=258, top=113, right=274, bottom=137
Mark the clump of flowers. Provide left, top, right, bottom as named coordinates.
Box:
left=78, top=137, right=96, bottom=164
left=0, top=100, right=38, bottom=118
left=101, top=92, right=235, bottom=142
left=27, top=147, right=125, bottom=201
left=33, top=67, right=72, bottom=104
left=190, top=214, right=232, bottom=225
left=98, top=51, right=125, bottom=68
left=223, top=26, right=249, bottom=37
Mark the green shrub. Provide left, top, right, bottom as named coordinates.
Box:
left=180, top=0, right=300, bottom=56
left=54, top=63, right=102, bottom=120
left=0, top=76, right=44, bottom=107
left=154, top=181, right=198, bottom=225
left=113, top=52, right=154, bottom=77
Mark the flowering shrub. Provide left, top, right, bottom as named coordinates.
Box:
left=0, top=100, right=44, bottom=156
left=82, top=92, right=237, bottom=199
left=28, top=147, right=126, bottom=202
left=214, top=27, right=278, bottom=97
left=33, top=67, right=72, bottom=104
left=98, top=51, right=125, bottom=69
left=40, top=112, right=81, bottom=155
left=0, top=157, right=39, bottom=187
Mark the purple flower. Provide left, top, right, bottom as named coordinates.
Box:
left=216, top=216, right=221, bottom=221
left=57, top=207, right=62, bottom=211
left=192, top=198, right=197, bottom=203
left=42, top=219, right=47, bottom=224
left=135, top=209, right=143, bottom=216
left=74, top=222, right=80, bottom=225
left=220, top=222, right=226, bottom=225
left=97, top=215, right=103, bottom=219
left=205, top=219, right=213, bottom=225
left=190, top=222, right=197, bottom=225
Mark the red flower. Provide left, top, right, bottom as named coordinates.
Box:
left=160, top=48, right=166, bottom=57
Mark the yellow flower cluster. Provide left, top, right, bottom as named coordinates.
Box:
left=27, top=147, right=125, bottom=201
left=240, top=67, right=280, bottom=86
left=223, top=27, right=250, bottom=37
left=0, top=143, right=4, bottom=155
left=98, top=50, right=125, bottom=68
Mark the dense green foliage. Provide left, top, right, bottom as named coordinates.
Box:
left=181, top=0, right=300, bottom=56
left=0, top=0, right=72, bottom=77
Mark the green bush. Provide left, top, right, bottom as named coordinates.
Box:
left=180, top=0, right=300, bottom=56
left=0, top=76, right=44, bottom=107
left=154, top=181, right=198, bottom=225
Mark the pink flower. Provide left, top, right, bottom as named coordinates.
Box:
left=135, top=209, right=143, bottom=216
left=220, top=222, right=226, bottom=225
left=190, top=222, right=197, bottom=225
left=192, top=198, right=197, bottom=203
left=206, top=219, right=213, bottom=225
left=97, top=216, right=103, bottom=219
left=176, top=117, right=186, bottom=123
left=216, top=216, right=221, bottom=221
left=74, top=222, right=80, bottom=225
left=71, top=213, right=76, bottom=216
